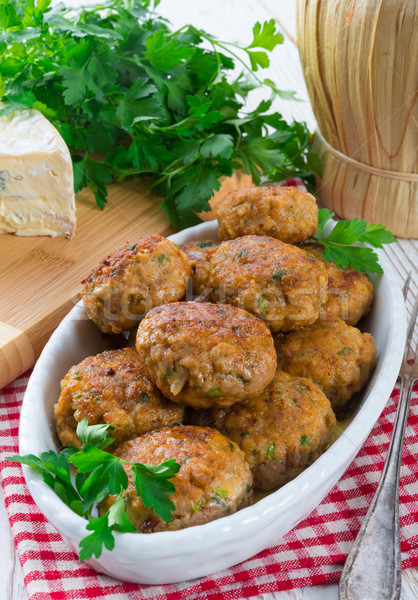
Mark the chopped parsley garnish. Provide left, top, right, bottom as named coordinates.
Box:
left=256, top=296, right=267, bottom=314
left=267, top=443, right=275, bottom=462
left=157, top=254, right=171, bottom=265
left=212, top=487, right=228, bottom=498
left=140, top=393, right=150, bottom=403
left=300, top=435, right=310, bottom=446
left=192, top=499, right=205, bottom=512
left=73, top=371, right=83, bottom=381
left=197, top=241, right=215, bottom=248
left=271, top=269, right=287, bottom=280
left=207, top=387, right=221, bottom=397
left=296, top=350, right=312, bottom=357
left=234, top=250, right=249, bottom=259
left=337, top=347, right=353, bottom=356
left=163, top=367, right=176, bottom=381
left=211, top=496, right=230, bottom=511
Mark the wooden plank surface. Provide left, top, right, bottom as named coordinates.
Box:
left=1, top=1, right=417, bottom=599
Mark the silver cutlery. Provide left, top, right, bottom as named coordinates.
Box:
left=339, top=273, right=418, bottom=600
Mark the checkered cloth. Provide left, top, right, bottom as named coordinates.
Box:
left=1, top=372, right=417, bottom=600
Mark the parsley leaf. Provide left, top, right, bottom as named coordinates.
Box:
left=145, top=31, right=194, bottom=71
left=76, top=420, right=115, bottom=449
left=132, top=460, right=180, bottom=523
left=322, top=244, right=383, bottom=274
left=79, top=495, right=136, bottom=561
left=73, top=154, right=113, bottom=209
left=7, top=419, right=180, bottom=561
left=247, top=20, right=284, bottom=51
left=363, top=223, right=397, bottom=248
left=115, top=77, right=162, bottom=129
left=78, top=511, right=116, bottom=561
left=317, top=208, right=335, bottom=232
left=0, top=0, right=317, bottom=227
left=7, top=448, right=83, bottom=515
left=200, top=134, right=234, bottom=159
left=313, top=208, right=396, bottom=273
left=245, top=19, right=284, bottom=71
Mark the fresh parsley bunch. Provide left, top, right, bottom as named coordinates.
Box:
left=313, top=209, right=397, bottom=274
left=0, top=0, right=318, bottom=227
left=7, top=419, right=180, bottom=560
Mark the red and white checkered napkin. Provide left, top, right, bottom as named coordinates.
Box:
left=1, top=372, right=417, bottom=600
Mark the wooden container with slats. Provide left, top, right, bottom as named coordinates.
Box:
left=0, top=170, right=251, bottom=390
left=297, top=0, right=418, bottom=238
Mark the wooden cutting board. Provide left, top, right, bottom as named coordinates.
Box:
left=0, top=171, right=252, bottom=389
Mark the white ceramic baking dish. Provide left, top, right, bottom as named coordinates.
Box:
left=19, top=219, right=406, bottom=584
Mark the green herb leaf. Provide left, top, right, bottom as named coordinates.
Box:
left=363, top=223, right=397, bottom=248
left=115, top=77, right=162, bottom=129
left=212, top=486, right=228, bottom=498
left=256, top=296, right=267, bottom=313
left=107, top=494, right=136, bottom=532
left=317, top=208, right=335, bottom=232
left=69, top=446, right=128, bottom=506
left=0, top=1, right=317, bottom=227
left=337, top=347, right=353, bottom=356
left=78, top=512, right=116, bottom=561
left=322, top=244, right=383, bottom=275
left=272, top=269, right=287, bottom=280
left=314, top=208, right=395, bottom=273
left=200, top=134, right=234, bottom=159
left=76, top=418, right=115, bottom=449
left=7, top=448, right=82, bottom=512
left=145, top=30, right=194, bottom=71
left=267, top=442, right=275, bottom=462
left=247, top=20, right=284, bottom=52
left=132, top=460, right=180, bottom=522
left=9, top=418, right=180, bottom=560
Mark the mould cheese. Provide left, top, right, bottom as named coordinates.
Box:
left=0, top=109, right=76, bottom=237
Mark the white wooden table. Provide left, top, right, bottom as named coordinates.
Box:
left=1, top=1, right=417, bottom=598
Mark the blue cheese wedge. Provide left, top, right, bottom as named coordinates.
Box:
left=0, top=108, right=76, bottom=237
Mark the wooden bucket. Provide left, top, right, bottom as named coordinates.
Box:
left=297, top=0, right=418, bottom=238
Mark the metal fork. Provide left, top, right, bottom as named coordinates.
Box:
left=339, top=274, right=418, bottom=600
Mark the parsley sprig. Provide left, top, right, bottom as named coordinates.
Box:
left=0, top=0, right=318, bottom=227
left=7, top=419, right=180, bottom=560
left=312, top=208, right=396, bottom=274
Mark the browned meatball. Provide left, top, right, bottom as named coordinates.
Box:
left=198, top=235, right=327, bottom=332
left=179, top=240, right=219, bottom=263
left=135, top=301, right=277, bottom=409
left=81, top=235, right=191, bottom=334
left=179, top=240, right=219, bottom=295
left=217, top=186, right=318, bottom=243
left=193, top=370, right=335, bottom=490
left=302, top=244, right=374, bottom=326
left=275, top=316, right=377, bottom=409
left=99, top=426, right=252, bottom=532
left=54, top=348, right=183, bottom=449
